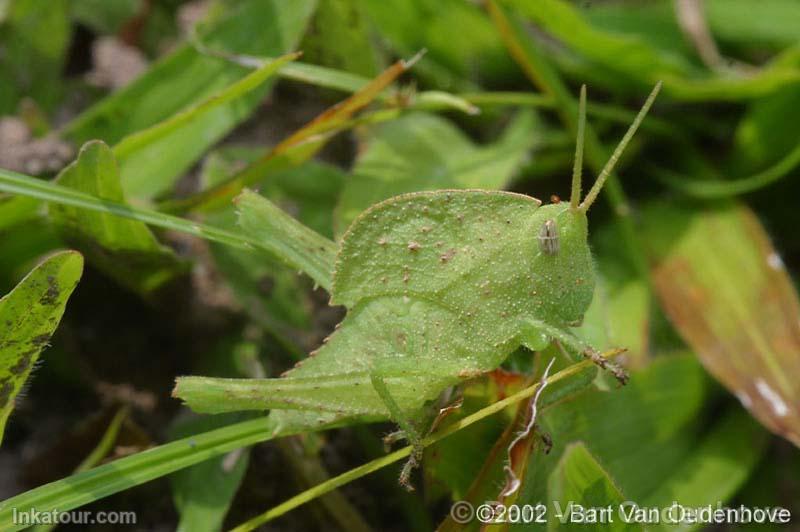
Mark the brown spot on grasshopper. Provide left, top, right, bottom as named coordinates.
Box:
left=439, top=249, right=456, bottom=263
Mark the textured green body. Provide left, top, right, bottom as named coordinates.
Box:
left=175, top=81, right=663, bottom=441
left=333, top=189, right=593, bottom=329
left=176, top=190, right=597, bottom=432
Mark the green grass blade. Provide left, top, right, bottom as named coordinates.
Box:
left=0, top=167, right=255, bottom=250
left=168, top=55, right=423, bottom=214
left=268, top=58, right=374, bottom=93
left=30, top=407, right=129, bottom=532
left=191, top=47, right=478, bottom=115
left=0, top=417, right=282, bottom=532
left=50, top=141, right=182, bottom=293
left=170, top=415, right=253, bottom=532
left=75, top=408, right=129, bottom=473
left=652, top=141, right=800, bottom=197
left=0, top=170, right=338, bottom=291
left=112, top=52, right=300, bottom=160
left=504, top=0, right=800, bottom=101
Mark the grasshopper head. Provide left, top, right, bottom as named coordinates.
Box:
left=530, top=201, right=593, bottom=326
left=529, top=83, right=661, bottom=326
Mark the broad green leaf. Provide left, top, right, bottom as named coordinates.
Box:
left=334, top=110, right=540, bottom=232
left=360, top=0, right=517, bottom=89
left=580, top=1, right=689, bottom=57
left=64, top=0, right=304, bottom=142
left=0, top=0, right=69, bottom=113
left=63, top=0, right=316, bottom=199
left=585, top=0, right=800, bottom=51
left=547, top=442, right=640, bottom=532
left=642, top=408, right=768, bottom=532
left=111, top=51, right=300, bottom=199
left=69, top=0, right=139, bottom=34
left=0, top=250, right=83, bottom=445
left=300, top=0, right=380, bottom=77
left=505, top=0, right=800, bottom=101
left=706, top=0, right=800, bottom=49
left=49, top=141, right=183, bottom=293
left=507, top=0, right=693, bottom=82
left=170, top=414, right=252, bottom=532
left=642, top=201, right=800, bottom=448
left=514, top=354, right=711, bottom=528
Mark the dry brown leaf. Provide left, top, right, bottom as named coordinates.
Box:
left=644, top=201, right=800, bottom=447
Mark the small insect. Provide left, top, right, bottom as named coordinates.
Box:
left=175, top=82, right=662, bottom=490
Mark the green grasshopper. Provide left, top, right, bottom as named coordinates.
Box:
left=174, top=83, right=661, bottom=488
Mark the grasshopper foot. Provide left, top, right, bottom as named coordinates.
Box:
left=382, top=429, right=407, bottom=453
left=398, top=443, right=424, bottom=492
left=582, top=347, right=629, bottom=385
left=535, top=423, right=554, bottom=454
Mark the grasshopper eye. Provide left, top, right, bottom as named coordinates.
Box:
left=538, top=219, right=559, bottom=255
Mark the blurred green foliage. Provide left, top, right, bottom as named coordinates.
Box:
left=1, top=0, right=800, bottom=530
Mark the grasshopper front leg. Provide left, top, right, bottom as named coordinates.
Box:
left=521, top=318, right=629, bottom=384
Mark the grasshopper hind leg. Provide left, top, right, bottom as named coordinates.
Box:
left=369, top=372, right=425, bottom=491
left=374, top=382, right=464, bottom=491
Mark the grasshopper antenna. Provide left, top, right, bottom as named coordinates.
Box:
left=579, top=81, right=662, bottom=212
left=570, top=85, right=587, bottom=210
